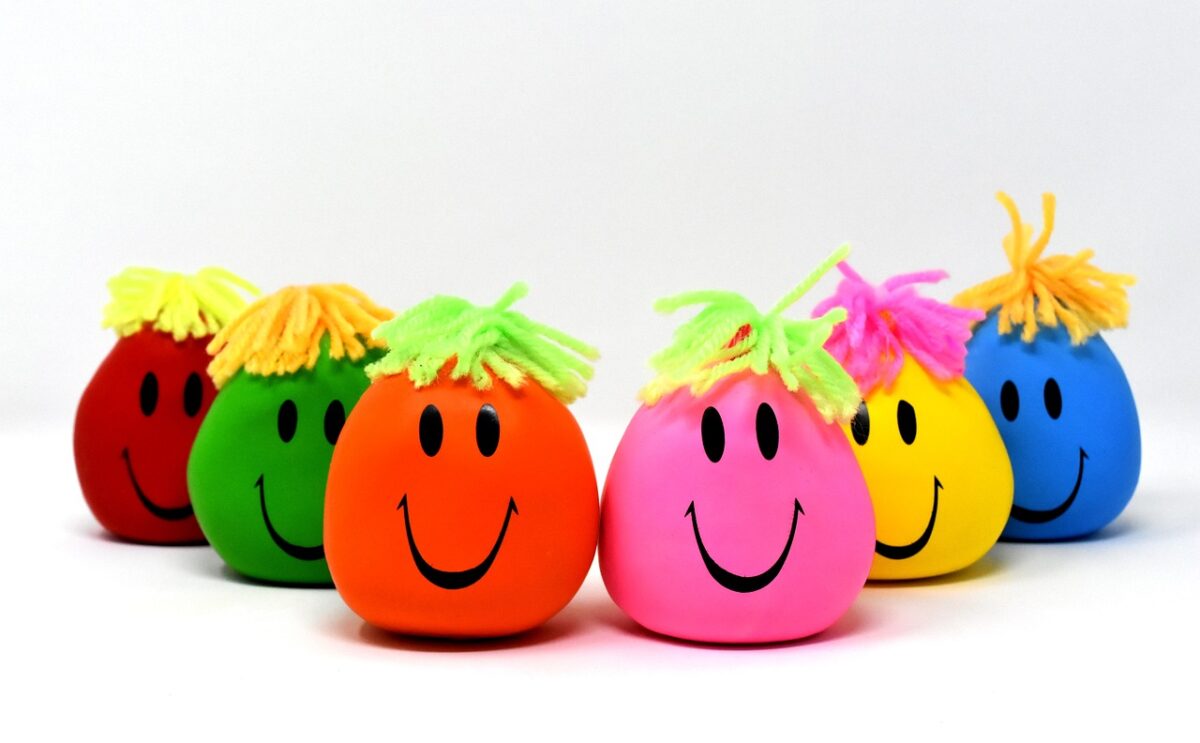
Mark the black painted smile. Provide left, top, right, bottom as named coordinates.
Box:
left=397, top=495, right=518, bottom=590
left=876, top=477, right=942, bottom=560
left=121, top=447, right=193, bottom=521
left=685, top=499, right=804, bottom=593
left=255, top=475, right=324, bottom=561
left=1011, top=448, right=1088, bottom=524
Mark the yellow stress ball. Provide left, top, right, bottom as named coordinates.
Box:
left=814, top=264, right=1013, bottom=580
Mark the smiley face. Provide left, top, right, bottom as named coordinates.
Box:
left=965, top=313, right=1141, bottom=540
left=187, top=346, right=375, bottom=585
left=599, top=372, right=875, bottom=644
left=74, top=328, right=216, bottom=544
left=843, top=354, right=1013, bottom=579
left=393, top=400, right=521, bottom=590
left=324, top=373, right=599, bottom=638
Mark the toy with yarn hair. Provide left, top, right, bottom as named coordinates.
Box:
left=815, top=262, right=1012, bottom=580
left=599, top=246, right=875, bottom=644
left=74, top=266, right=257, bottom=544
left=325, top=283, right=600, bottom=637
left=958, top=192, right=1141, bottom=541
left=188, top=284, right=393, bottom=585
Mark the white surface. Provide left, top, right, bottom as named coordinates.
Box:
left=2, top=416, right=1197, bottom=739
left=2, top=2, right=1200, bottom=739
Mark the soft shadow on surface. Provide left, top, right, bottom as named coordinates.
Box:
left=866, top=553, right=1005, bottom=589
left=596, top=601, right=880, bottom=651
left=70, top=518, right=208, bottom=547
left=216, top=564, right=335, bottom=590
left=1000, top=517, right=1138, bottom=544
left=160, top=540, right=333, bottom=589
left=1077, top=517, right=1138, bottom=542
left=350, top=613, right=580, bottom=653
left=327, top=591, right=616, bottom=653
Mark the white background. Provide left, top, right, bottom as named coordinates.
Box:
left=2, top=2, right=1197, bottom=739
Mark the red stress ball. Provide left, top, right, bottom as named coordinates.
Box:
left=74, top=267, right=257, bottom=544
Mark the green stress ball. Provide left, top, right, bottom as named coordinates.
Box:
left=187, top=285, right=393, bottom=585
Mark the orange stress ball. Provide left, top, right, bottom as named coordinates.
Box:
left=325, top=283, right=600, bottom=638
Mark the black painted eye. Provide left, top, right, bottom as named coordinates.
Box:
left=897, top=400, right=917, bottom=445
left=851, top=401, right=870, bottom=446
left=476, top=404, right=500, bottom=457
left=1044, top=378, right=1062, bottom=420
left=755, top=403, right=779, bottom=460
left=419, top=404, right=443, bottom=457
left=139, top=372, right=158, bottom=416
left=324, top=400, right=346, bottom=445
left=700, top=406, right=725, bottom=463
left=1000, top=380, right=1020, bottom=421
left=183, top=372, right=203, bottom=417
left=277, top=399, right=298, bottom=443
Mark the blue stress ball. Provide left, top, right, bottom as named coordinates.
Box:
left=965, top=315, right=1139, bottom=540
left=957, top=192, right=1140, bottom=541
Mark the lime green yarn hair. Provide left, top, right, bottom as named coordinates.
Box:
left=641, top=245, right=860, bottom=423
left=367, top=282, right=599, bottom=405
left=102, top=267, right=259, bottom=341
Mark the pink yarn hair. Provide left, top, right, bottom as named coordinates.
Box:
left=812, top=262, right=985, bottom=395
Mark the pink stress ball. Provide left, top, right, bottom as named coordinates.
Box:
left=600, top=246, right=875, bottom=644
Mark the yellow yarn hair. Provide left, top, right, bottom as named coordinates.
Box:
left=103, top=267, right=259, bottom=341
left=207, top=284, right=393, bottom=388
left=953, top=192, right=1135, bottom=344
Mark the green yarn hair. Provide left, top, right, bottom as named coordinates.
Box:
left=641, top=245, right=860, bottom=422
left=367, top=282, right=599, bottom=405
